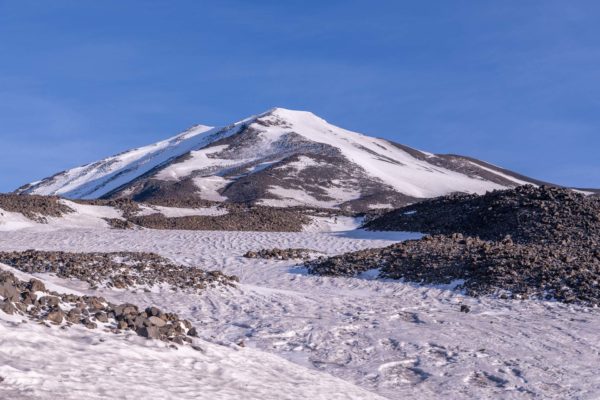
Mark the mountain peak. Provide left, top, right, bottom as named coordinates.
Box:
left=16, top=108, right=545, bottom=210
left=261, top=107, right=325, bottom=124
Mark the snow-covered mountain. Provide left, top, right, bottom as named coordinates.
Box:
left=16, top=108, right=544, bottom=211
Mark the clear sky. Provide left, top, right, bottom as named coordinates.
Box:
left=1, top=0, right=599, bottom=192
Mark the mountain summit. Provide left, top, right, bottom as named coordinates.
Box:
left=16, top=108, right=545, bottom=211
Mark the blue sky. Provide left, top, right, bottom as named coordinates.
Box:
left=1, top=0, right=599, bottom=191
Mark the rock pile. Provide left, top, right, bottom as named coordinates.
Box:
left=0, top=194, right=73, bottom=221
left=365, top=185, right=600, bottom=245
left=243, top=248, right=319, bottom=260
left=306, top=234, right=600, bottom=304
left=0, top=270, right=198, bottom=343
left=103, top=218, right=139, bottom=230
left=309, top=186, right=600, bottom=305
left=128, top=205, right=311, bottom=232
left=0, top=251, right=237, bottom=292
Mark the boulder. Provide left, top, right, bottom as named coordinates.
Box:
left=46, top=309, right=65, bottom=324
left=137, top=326, right=160, bottom=339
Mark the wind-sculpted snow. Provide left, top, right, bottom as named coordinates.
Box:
left=1, top=228, right=599, bottom=399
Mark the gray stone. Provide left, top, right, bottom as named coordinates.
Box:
left=46, top=309, right=64, bottom=324
left=137, top=325, right=160, bottom=339
left=1, top=299, right=17, bottom=315
left=148, top=316, right=166, bottom=327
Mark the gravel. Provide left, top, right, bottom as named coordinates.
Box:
left=306, top=233, right=600, bottom=305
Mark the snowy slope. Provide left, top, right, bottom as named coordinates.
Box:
left=15, top=124, right=216, bottom=198
left=16, top=108, right=541, bottom=209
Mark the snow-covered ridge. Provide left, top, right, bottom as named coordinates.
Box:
left=16, top=107, right=541, bottom=209
left=16, top=124, right=217, bottom=198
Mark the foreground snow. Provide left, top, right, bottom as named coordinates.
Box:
left=1, top=228, right=599, bottom=399
left=0, top=312, right=377, bottom=400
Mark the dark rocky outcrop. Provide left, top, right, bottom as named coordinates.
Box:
left=306, top=234, right=600, bottom=305
left=2, top=191, right=358, bottom=232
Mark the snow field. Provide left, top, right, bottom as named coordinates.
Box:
left=1, top=228, right=599, bottom=399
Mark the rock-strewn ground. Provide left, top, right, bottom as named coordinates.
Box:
left=0, top=194, right=73, bottom=221
left=128, top=205, right=312, bottom=232
left=243, top=248, right=320, bottom=260
left=365, top=185, right=600, bottom=245
left=5, top=193, right=359, bottom=232
left=0, top=269, right=199, bottom=343
left=306, top=233, right=600, bottom=305
left=0, top=250, right=237, bottom=291
left=308, top=186, right=600, bottom=305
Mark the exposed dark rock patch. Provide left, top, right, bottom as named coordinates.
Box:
left=243, top=248, right=321, bottom=261
left=135, top=194, right=219, bottom=209
left=0, top=251, right=237, bottom=292
left=365, top=185, right=600, bottom=245
left=128, top=205, right=311, bottom=232
left=112, top=177, right=212, bottom=206
left=103, top=218, right=138, bottom=229
left=0, top=269, right=199, bottom=344
left=365, top=186, right=600, bottom=243
left=0, top=194, right=73, bottom=221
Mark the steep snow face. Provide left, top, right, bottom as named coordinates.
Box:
left=14, top=124, right=234, bottom=199
left=16, top=107, right=537, bottom=207
left=255, top=109, right=510, bottom=198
